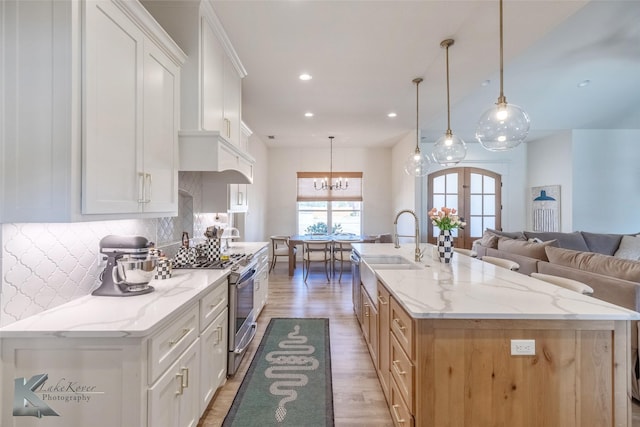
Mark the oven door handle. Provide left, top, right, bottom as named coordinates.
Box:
left=236, top=268, right=257, bottom=289
left=234, top=322, right=257, bottom=354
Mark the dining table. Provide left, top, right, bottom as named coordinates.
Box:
left=287, top=234, right=373, bottom=276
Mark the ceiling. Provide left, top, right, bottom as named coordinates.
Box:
left=212, top=0, right=640, bottom=149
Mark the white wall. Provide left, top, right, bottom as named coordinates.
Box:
left=572, top=129, right=640, bottom=233
left=391, top=131, right=420, bottom=240
left=266, top=145, right=393, bottom=238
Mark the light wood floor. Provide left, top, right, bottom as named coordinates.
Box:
left=198, top=263, right=640, bottom=427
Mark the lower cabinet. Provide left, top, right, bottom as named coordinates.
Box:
left=148, top=339, right=201, bottom=427
left=199, top=308, right=228, bottom=414
left=376, top=284, right=391, bottom=400
left=0, top=278, right=229, bottom=427
left=360, top=285, right=378, bottom=369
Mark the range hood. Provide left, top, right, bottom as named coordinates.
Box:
left=179, top=130, right=255, bottom=184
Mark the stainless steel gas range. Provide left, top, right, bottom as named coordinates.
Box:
left=173, top=252, right=258, bottom=376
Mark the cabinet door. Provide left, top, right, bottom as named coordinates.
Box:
left=377, top=284, right=391, bottom=399
left=83, top=0, right=143, bottom=214
left=199, top=308, right=228, bottom=415
left=142, top=40, right=179, bottom=213
left=254, top=261, right=268, bottom=316
left=149, top=339, right=200, bottom=427
left=201, top=16, right=225, bottom=132
left=223, top=56, right=241, bottom=145
left=229, top=184, right=248, bottom=212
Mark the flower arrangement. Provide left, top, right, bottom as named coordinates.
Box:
left=428, top=207, right=466, bottom=231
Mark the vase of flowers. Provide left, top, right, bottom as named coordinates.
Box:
left=428, top=207, right=466, bottom=263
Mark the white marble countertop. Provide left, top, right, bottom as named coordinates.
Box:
left=0, top=242, right=269, bottom=338
left=352, top=243, right=640, bottom=321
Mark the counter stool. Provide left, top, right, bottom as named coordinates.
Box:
left=481, top=256, right=520, bottom=271
left=269, top=235, right=296, bottom=273
left=531, top=273, right=594, bottom=295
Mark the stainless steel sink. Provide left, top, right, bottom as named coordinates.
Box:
left=361, top=255, right=412, bottom=265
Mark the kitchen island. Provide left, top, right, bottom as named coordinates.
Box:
left=0, top=242, right=268, bottom=427
left=351, top=243, right=640, bottom=427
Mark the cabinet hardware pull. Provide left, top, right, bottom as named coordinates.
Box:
left=392, top=360, right=406, bottom=376
left=175, top=373, right=184, bottom=396
left=216, top=326, right=223, bottom=344
left=377, top=296, right=388, bottom=305
left=138, top=172, right=146, bottom=203
left=145, top=173, right=152, bottom=203
left=392, top=318, right=406, bottom=331
left=169, top=328, right=190, bottom=346
left=391, top=404, right=405, bottom=424
left=181, top=367, right=189, bottom=388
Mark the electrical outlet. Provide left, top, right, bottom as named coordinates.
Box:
left=511, top=339, right=535, bottom=356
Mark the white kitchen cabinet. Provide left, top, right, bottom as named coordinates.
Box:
left=0, top=0, right=185, bottom=222
left=199, top=308, right=228, bottom=414
left=254, top=247, right=269, bottom=316
left=148, top=339, right=200, bottom=427
left=0, top=272, right=230, bottom=427
left=223, top=55, right=242, bottom=147
left=82, top=0, right=182, bottom=215
left=201, top=177, right=250, bottom=213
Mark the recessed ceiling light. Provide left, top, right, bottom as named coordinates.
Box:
left=305, top=112, right=314, bottom=117
left=387, top=112, right=397, bottom=118
left=481, top=79, right=491, bottom=87
left=577, top=79, right=591, bottom=88
left=299, top=73, right=312, bottom=81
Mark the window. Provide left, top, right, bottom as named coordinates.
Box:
left=296, top=172, right=363, bottom=235
left=297, top=201, right=362, bottom=235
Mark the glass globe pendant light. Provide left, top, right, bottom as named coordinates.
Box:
left=475, top=0, right=530, bottom=151
left=404, top=78, right=431, bottom=177
left=432, top=39, right=466, bottom=166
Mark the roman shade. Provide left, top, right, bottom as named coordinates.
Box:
left=296, top=172, right=363, bottom=202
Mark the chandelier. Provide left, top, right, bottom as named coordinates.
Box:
left=314, top=136, right=348, bottom=191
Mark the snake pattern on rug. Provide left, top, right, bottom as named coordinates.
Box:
left=264, top=324, right=320, bottom=423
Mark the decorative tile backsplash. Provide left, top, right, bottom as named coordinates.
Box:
left=0, top=172, right=228, bottom=326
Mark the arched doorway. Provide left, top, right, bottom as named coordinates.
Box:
left=427, top=167, right=502, bottom=249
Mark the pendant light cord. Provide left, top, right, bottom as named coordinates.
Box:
left=413, top=78, right=423, bottom=152
left=445, top=42, right=451, bottom=132
left=329, top=136, right=334, bottom=185
left=498, top=0, right=506, bottom=103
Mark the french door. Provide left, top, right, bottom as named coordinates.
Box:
left=427, top=167, right=502, bottom=249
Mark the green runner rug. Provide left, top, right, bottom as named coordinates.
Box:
left=222, top=318, right=334, bottom=427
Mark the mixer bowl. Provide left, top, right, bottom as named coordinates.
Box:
left=115, top=256, right=158, bottom=287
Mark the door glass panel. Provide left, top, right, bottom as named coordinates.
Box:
left=446, top=195, right=458, bottom=211
left=470, top=195, right=482, bottom=215
left=433, top=194, right=445, bottom=210
left=469, top=217, right=483, bottom=237
left=470, top=173, right=482, bottom=193
left=484, top=176, right=495, bottom=194
left=484, top=195, right=496, bottom=216
left=445, top=173, right=458, bottom=193
left=433, top=175, right=445, bottom=193
left=485, top=216, right=496, bottom=230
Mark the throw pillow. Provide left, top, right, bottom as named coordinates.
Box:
left=581, top=232, right=624, bottom=256
left=524, top=231, right=589, bottom=251
left=486, top=228, right=525, bottom=240
left=498, top=238, right=558, bottom=261
left=476, top=231, right=499, bottom=248
left=545, top=246, right=640, bottom=282
left=614, top=235, right=640, bottom=261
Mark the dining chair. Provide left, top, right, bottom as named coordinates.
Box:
left=269, top=235, right=296, bottom=273
left=531, top=273, right=594, bottom=295
left=332, top=240, right=356, bottom=283
left=302, top=240, right=332, bottom=283
left=481, top=256, right=520, bottom=271
left=378, top=233, right=393, bottom=243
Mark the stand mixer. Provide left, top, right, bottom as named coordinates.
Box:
left=92, top=235, right=156, bottom=297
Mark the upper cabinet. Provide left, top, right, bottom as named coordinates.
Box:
left=1, top=0, right=185, bottom=222
left=143, top=0, right=254, bottom=180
